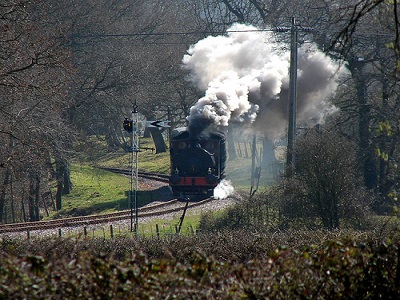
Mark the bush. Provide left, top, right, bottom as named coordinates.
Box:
left=199, top=191, right=281, bottom=232
left=1, top=230, right=400, bottom=299
left=280, top=130, right=373, bottom=229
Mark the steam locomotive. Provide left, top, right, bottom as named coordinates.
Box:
left=169, top=128, right=226, bottom=201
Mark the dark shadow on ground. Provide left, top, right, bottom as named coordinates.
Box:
left=135, top=186, right=175, bottom=208
left=107, top=186, right=174, bottom=210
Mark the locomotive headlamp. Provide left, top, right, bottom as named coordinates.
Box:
left=206, top=173, right=218, bottom=184
left=178, top=142, right=187, bottom=149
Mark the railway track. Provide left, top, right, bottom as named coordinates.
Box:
left=0, top=167, right=219, bottom=234
left=0, top=198, right=214, bottom=234
left=99, top=167, right=170, bottom=183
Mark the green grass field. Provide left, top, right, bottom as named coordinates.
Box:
left=51, top=164, right=130, bottom=219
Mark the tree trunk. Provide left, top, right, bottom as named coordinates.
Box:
left=21, top=194, right=27, bottom=222
left=63, top=161, right=72, bottom=195
left=55, top=161, right=65, bottom=211
left=149, top=127, right=167, bottom=153
left=45, top=150, right=56, bottom=179
left=353, top=62, right=377, bottom=190
left=34, top=174, right=40, bottom=220
left=10, top=173, right=15, bottom=223
left=251, top=135, right=256, bottom=188
left=227, top=127, right=236, bottom=160
left=28, top=173, right=40, bottom=222
left=143, top=127, right=151, bottom=138
left=261, top=138, right=276, bottom=172
left=0, top=168, right=11, bottom=223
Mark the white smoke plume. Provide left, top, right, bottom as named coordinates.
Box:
left=213, top=179, right=235, bottom=199
left=183, top=23, right=346, bottom=139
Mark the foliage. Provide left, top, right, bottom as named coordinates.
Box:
left=199, top=130, right=379, bottom=232
left=279, top=130, right=373, bottom=229
left=198, top=191, right=279, bottom=231
left=1, top=228, right=400, bottom=298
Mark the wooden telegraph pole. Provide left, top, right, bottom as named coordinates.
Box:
left=277, top=17, right=313, bottom=177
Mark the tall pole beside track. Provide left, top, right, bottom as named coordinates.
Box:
left=276, top=17, right=313, bottom=177
left=286, top=17, right=298, bottom=177
left=129, top=102, right=139, bottom=234
left=124, top=103, right=169, bottom=234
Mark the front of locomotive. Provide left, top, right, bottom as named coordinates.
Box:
left=169, top=128, right=224, bottom=201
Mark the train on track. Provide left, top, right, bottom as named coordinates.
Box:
left=169, top=127, right=226, bottom=201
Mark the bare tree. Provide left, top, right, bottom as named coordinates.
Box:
left=237, top=0, right=400, bottom=210
left=0, top=0, right=74, bottom=221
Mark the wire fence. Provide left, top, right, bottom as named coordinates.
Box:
left=5, top=221, right=202, bottom=241
left=6, top=198, right=284, bottom=241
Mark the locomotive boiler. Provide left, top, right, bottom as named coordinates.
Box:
left=169, top=127, right=226, bottom=201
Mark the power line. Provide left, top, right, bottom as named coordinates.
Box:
left=73, top=27, right=394, bottom=40
left=73, top=28, right=275, bottom=39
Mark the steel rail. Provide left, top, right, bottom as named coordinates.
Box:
left=0, top=198, right=213, bottom=234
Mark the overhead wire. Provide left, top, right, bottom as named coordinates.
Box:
left=73, top=26, right=394, bottom=39
left=70, top=27, right=395, bottom=49
left=73, top=28, right=275, bottom=39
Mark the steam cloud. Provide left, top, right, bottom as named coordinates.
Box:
left=214, top=179, right=235, bottom=199
left=183, top=23, right=346, bottom=139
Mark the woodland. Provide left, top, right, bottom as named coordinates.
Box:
left=1, top=0, right=400, bottom=225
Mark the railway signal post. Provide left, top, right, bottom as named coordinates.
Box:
left=132, top=103, right=140, bottom=233
left=124, top=102, right=140, bottom=234
left=124, top=103, right=171, bottom=234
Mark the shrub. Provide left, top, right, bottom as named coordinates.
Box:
left=1, top=232, right=400, bottom=299
left=279, top=130, right=373, bottom=230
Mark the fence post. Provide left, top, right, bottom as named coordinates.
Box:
left=155, top=224, right=160, bottom=239
left=58, top=228, right=62, bottom=237
left=27, top=230, right=30, bottom=240
left=84, top=226, right=87, bottom=238
left=110, top=225, right=114, bottom=238
left=237, top=143, right=242, bottom=157
left=244, top=143, right=249, bottom=158
left=189, top=225, right=194, bottom=235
